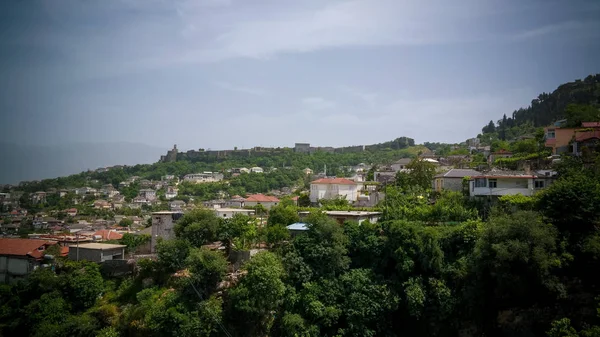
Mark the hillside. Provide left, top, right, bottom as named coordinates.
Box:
left=479, top=74, right=600, bottom=141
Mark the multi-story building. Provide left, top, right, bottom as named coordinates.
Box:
left=151, top=211, right=184, bottom=252
left=468, top=170, right=557, bottom=197
left=310, top=178, right=358, bottom=203
left=545, top=121, right=600, bottom=155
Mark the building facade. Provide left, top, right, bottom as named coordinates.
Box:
left=310, top=178, right=358, bottom=203
left=151, top=211, right=184, bottom=252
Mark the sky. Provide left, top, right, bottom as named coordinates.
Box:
left=1, top=0, right=600, bottom=154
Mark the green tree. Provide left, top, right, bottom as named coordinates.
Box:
left=156, top=239, right=191, bottom=273
left=119, top=218, right=133, bottom=228
left=174, top=208, right=221, bottom=247
left=228, top=252, right=286, bottom=336
left=268, top=205, right=300, bottom=227
left=180, top=248, right=228, bottom=299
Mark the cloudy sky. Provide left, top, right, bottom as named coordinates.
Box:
left=1, top=0, right=599, bottom=152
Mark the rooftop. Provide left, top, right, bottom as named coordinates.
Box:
left=0, top=238, right=54, bottom=259
left=435, top=169, right=482, bottom=178
left=245, top=194, right=280, bottom=202
left=74, top=243, right=127, bottom=250
left=311, top=178, right=357, bottom=185
left=152, top=211, right=182, bottom=215
left=287, top=222, right=309, bottom=231
left=215, top=208, right=255, bottom=212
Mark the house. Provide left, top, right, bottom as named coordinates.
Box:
left=68, top=243, right=126, bottom=263
left=169, top=200, right=186, bottom=211
left=544, top=121, right=600, bottom=155
left=244, top=194, right=280, bottom=209
left=390, top=158, right=412, bottom=171
left=310, top=178, right=358, bottom=203
left=93, top=200, right=111, bottom=209
left=231, top=167, right=250, bottom=174
left=65, top=208, right=78, bottom=217
left=298, top=211, right=381, bottom=225
left=165, top=186, right=178, bottom=199
left=303, top=168, right=314, bottom=175
left=183, top=172, right=224, bottom=183
left=433, top=169, right=482, bottom=192
left=138, top=179, right=153, bottom=188
left=132, top=196, right=151, bottom=205
left=573, top=122, right=600, bottom=155
left=226, top=195, right=246, bottom=208
left=162, top=175, right=175, bottom=181
left=203, top=199, right=227, bottom=209
left=76, top=187, right=98, bottom=196
left=93, top=230, right=123, bottom=241
left=250, top=167, right=264, bottom=173
left=0, top=238, right=59, bottom=283
left=468, top=170, right=557, bottom=197
left=214, top=208, right=255, bottom=219
left=119, top=181, right=130, bottom=188
left=58, top=189, right=69, bottom=197
left=31, top=191, right=47, bottom=204
left=138, top=189, right=156, bottom=201
left=151, top=211, right=184, bottom=252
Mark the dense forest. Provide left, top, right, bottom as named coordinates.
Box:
left=480, top=74, right=600, bottom=141
left=2, top=152, right=600, bottom=337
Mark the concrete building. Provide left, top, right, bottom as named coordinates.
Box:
left=310, top=178, right=358, bottom=203
left=68, top=243, right=126, bottom=263
left=433, top=169, right=482, bottom=192
left=298, top=211, right=381, bottom=225
left=151, top=211, right=184, bottom=252
left=183, top=172, right=224, bottom=183
left=214, top=208, right=255, bottom=219
left=165, top=186, right=178, bottom=199
left=390, top=158, right=412, bottom=171
left=0, top=238, right=58, bottom=283
left=250, top=167, right=264, bottom=173
left=468, top=170, right=557, bottom=197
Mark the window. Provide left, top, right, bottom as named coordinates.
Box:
left=546, top=129, right=556, bottom=139
left=223, top=214, right=227, bottom=217
left=474, top=178, right=486, bottom=187
left=535, top=180, right=545, bottom=188
left=488, top=179, right=497, bottom=188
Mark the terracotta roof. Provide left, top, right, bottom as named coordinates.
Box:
left=245, top=194, right=280, bottom=202
left=93, top=230, right=123, bottom=241
left=0, top=238, right=53, bottom=259
left=311, top=178, right=357, bottom=185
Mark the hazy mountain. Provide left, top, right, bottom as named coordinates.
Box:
left=0, top=142, right=165, bottom=184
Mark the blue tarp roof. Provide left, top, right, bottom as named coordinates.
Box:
left=287, top=223, right=309, bottom=231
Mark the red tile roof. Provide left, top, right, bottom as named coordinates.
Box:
left=0, top=238, right=53, bottom=259
left=93, top=230, right=123, bottom=241
left=245, top=194, right=280, bottom=202
left=311, top=178, right=357, bottom=185
left=291, top=196, right=299, bottom=201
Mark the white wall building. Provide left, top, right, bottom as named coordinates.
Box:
left=250, top=167, right=264, bottom=173
left=165, top=186, right=178, bottom=199
left=310, top=178, right=358, bottom=203
left=214, top=208, right=255, bottom=219
left=468, top=170, right=557, bottom=197
left=183, top=172, right=224, bottom=183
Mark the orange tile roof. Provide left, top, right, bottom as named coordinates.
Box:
left=311, top=178, right=356, bottom=185
left=93, top=230, right=123, bottom=241
left=245, top=194, right=280, bottom=202
left=0, top=238, right=53, bottom=259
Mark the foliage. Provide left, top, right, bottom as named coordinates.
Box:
left=174, top=208, right=221, bottom=247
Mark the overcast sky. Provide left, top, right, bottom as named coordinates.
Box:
left=1, top=0, right=599, bottom=152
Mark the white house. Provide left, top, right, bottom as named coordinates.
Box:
left=214, top=208, right=255, bottom=219
left=433, top=169, right=481, bottom=192
left=309, top=178, right=358, bottom=203
left=390, top=158, right=412, bottom=172
left=250, top=167, right=264, bottom=173
left=468, top=170, right=557, bottom=197
left=183, top=172, right=224, bottom=183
